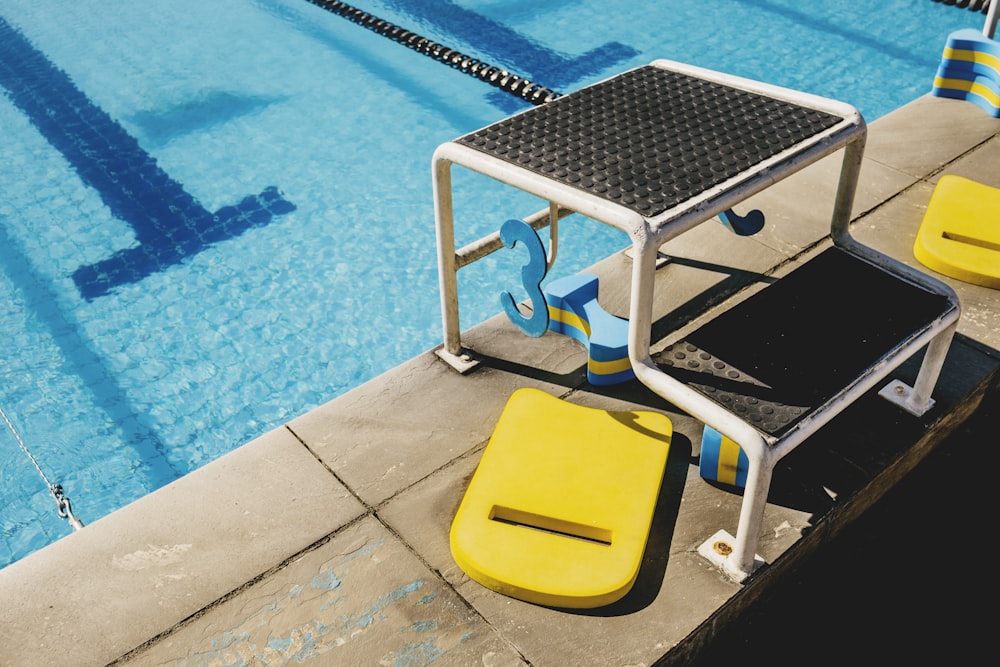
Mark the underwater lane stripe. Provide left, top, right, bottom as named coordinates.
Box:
left=0, top=219, right=181, bottom=493
left=0, top=16, right=295, bottom=300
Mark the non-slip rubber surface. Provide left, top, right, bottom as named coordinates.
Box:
left=655, top=247, right=953, bottom=436
left=457, top=65, right=843, bottom=217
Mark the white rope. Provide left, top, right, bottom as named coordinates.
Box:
left=0, top=405, right=51, bottom=486
left=1, top=405, right=84, bottom=530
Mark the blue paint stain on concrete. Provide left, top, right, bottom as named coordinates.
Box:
left=385, top=637, right=445, bottom=666
left=265, top=628, right=322, bottom=663
left=405, top=620, right=438, bottom=633
left=193, top=575, right=439, bottom=664
left=310, top=569, right=343, bottom=591
left=339, top=537, right=385, bottom=563
left=339, top=580, right=425, bottom=637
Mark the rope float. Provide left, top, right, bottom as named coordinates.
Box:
left=304, top=0, right=562, bottom=105
left=1, top=405, right=84, bottom=531
left=930, top=0, right=993, bottom=13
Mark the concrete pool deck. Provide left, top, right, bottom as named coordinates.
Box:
left=2, top=93, right=999, bottom=666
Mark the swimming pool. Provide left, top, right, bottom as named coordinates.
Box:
left=0, top=0, right=987, bottom=568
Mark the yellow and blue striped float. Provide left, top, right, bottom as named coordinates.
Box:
left=544, top=273, right=634, bottom=385
left=699, top=425, right=749, bottom=488
left=932, top=28, right=1000, bottom=117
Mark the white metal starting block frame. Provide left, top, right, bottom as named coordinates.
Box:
left=432, top=59, right=960, bottom=583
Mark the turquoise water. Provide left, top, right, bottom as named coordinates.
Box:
left=0, top=0, right=987, bottom=568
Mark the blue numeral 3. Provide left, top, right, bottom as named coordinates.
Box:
left=499, top=219, right=549, bottom=337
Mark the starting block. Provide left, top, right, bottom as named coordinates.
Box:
left=914, top=175, right=1000, bottom=289
left=449, top=388, right=671, bottom=608
left=544, top=273, right=634, bottom=385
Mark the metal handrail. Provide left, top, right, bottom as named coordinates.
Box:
left=454, top=204, right=572, bottom=269
left=986, top=0, right=998, bottom=38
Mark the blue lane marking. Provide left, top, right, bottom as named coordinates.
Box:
left=0, top=222, right=181, bottom=495
left=382, top=0, right=639, bottom=89
left=0, top=15, right=296, bottom=300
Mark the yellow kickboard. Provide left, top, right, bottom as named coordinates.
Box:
left=914, top=175, right=1000, bottom=289
left=449, top=388, right=671, bottom=608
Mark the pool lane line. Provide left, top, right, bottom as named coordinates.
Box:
left=356, top=0, right=639, bottom=92
left=303, top=0, right=562, bottom=106
left=930, top=0, right=992, bottom=14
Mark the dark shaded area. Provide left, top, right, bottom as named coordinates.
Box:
left=692, top=385, right=998, bottom=665
left=657, top=247, right=953, bottom=436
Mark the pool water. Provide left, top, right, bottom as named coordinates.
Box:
left=0, top=0, right=986, bottom=568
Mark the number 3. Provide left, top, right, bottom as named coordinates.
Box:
left=499, top=219, right=549, bottom=337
